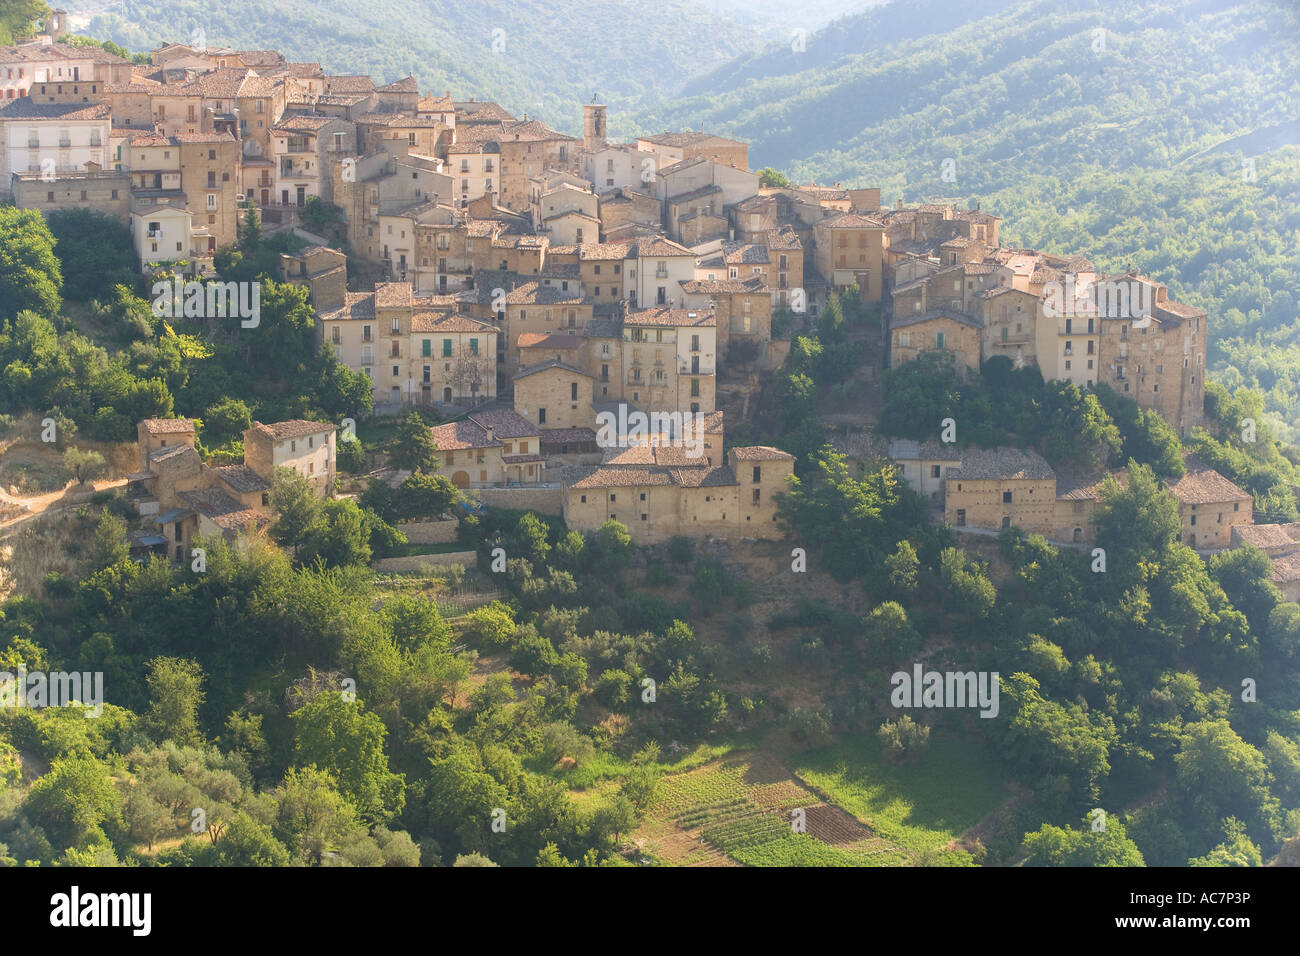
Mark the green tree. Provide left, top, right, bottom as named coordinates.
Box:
left=23, top=754, right=120, bottom=850
left=64, top=447, right=106, bottom=486
left=143, top=656, right=206, bottom=746
left=46, top=208, right=135, bottom=301
left=396, top=471, right=461, bottom=520
left=269, top=466, right=321, bottom=549
left=291, top=693, right=405, bottom=823
left=757, top=166, right=791, bottom=188
left=202, top=397, right=253, bottom=445
left=89, top=511, right=128, bottom=570
left=1020, top=816, right=1145, bottom=866
left=391, top=413, right=439, bottom=473
left=0, top=206, right=62, bottom=319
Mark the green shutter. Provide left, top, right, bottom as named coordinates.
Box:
left=422, top=339, right=431, bottom=356
left=442, top=339, right=452, bottom=357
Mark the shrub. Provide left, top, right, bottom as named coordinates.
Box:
left=877, top=715, right=931, bottom=763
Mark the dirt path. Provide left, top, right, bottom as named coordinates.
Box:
left=0, top=478, right=128, bottom=531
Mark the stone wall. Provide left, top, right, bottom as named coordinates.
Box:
left=396, top=519, right=460, bottom=544
left=472, top=486, right=565, bottom=515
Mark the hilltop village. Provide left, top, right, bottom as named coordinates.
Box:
left=3, top=22, right=1296, bottom=598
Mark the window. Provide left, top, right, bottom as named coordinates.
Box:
left=469, top=338, right=478, bottom=355
left=570, top=382, right=578, bottom=400
left=442, top=339, right=452, bottom=357
left=422, top=339, right=431, bottom=356
left=1001, top=516, right=1011, bottom=529
left=956, top=509, right=966, bottom=526
left=931, top=465, right=941, bottom=478
left=935, top=331, right=945, bottom=349
left=538, top=408, right=546, bottom=424
left=1003, top=491, right=1012, bottom=503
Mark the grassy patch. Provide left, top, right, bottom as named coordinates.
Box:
left=795, top=733, right=1010, bottom=863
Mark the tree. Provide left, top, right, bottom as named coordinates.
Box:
left=877, top=715, right=931, bottom=763
left=337, top=435, right=366, bottom=473
left=269, top=466, right=321, bottom=549
left=143, top=656, right=206, bottom=747
left=23, top=755, right=120, bottom=850
left=298, top=498, right=373, bottom=569
left=0, top=204, right=61, bottom=319
left=0, top=1, right=50, bottom=44
left=89, top=511, right=128, bottom=570
left=273, top=766, right=367, bottom=865
left=1020, top=816, right=1145, bottom=866
left=396, top=471, right=461, bottom=520
left=757, top=166, right=792, bottom=188
left=462, top=603, right=515, bottom=647
left=202, top=397, right=252, bottom=446
left=291, top=693, right=405, bottom=823
left=885, top=539, right=920, bottom=595
left=391, top=413, right=439, bottom=473
left=1188, top=818, right=1262, bottom=867
left=65, top=447, right=106, bottom=486
left=46, top=208, right=135, bottom=301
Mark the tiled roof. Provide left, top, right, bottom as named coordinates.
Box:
left=605, top=445, right=708, bottom=467
left=177, top=488, right=267, bottom=531
left=1167, top=458, right=1252, bottom=504
left=829, top=431, right=890, bottom=461
left=731, top=446, right=795, bottom=462
left=949, top=447, right=1055, bottom=481
left=513, top=359, right=591, bottom=380
left=468, top=408, right=539, bottom=439
left=320, top=292, right=375, bottom=321
left=1272, top=552, right=1300, bottom=584
left=251, top=420, right=336, bottom=440
left=0, top=100, right=109, bottom=120
left=627, top=236, right=695, bottom=258
left=148, top=443, right=196, bottom=464
left=679, top=277, right=768, bottom=295
left=625, top=307, right=714, bottom=327
left=272, top=114, right=335, bottom=132
left=214, top=464, right=271, bottom=493
left=722, top=240, right=769, bottom=265
left=571, top=467, right=673, bottom=489
left=817, top=212, right=884, bottom=229
left=411, top=312, right=495, bottom=333
left=1233, top=524, right=1300, bottom=550
left=377, top=76, right=418, bottom=93
left=639, top=131, right=745, bottom=149
left=323, top=75, right=377, bottom=93
left=141, top=418, right=195, bottom=435
left=374, top=282, right=414, bottom=308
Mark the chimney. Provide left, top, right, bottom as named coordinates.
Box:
left=485, top=424, right=495, bottom=443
